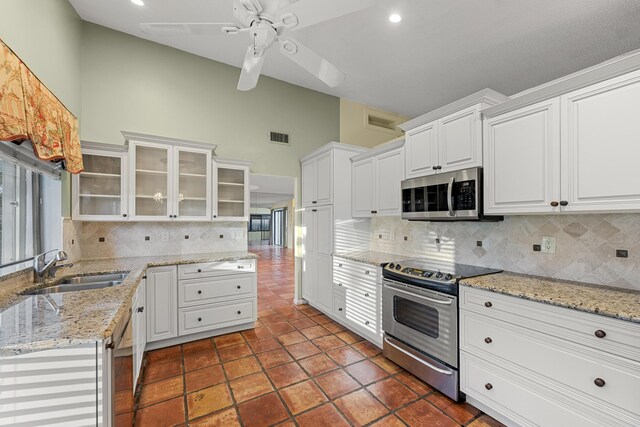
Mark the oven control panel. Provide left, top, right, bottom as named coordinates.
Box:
left=385, top=263, right=454, bottom=282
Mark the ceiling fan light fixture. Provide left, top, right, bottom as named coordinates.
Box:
left=131, top=0, right=145, bottom=6
left=389, top=14, right=402, bottom=23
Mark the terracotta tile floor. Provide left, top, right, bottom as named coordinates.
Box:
left=132, top=245, right=505, bottom=427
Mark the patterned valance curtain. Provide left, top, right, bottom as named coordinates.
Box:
left=0, top=39, right=83, bottom=173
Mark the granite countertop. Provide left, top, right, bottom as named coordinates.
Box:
left=0, top=251, right=257, bottom=356
left=333, top=250, right=407, bottom=267
left=461, top=272, right=640, bottom=324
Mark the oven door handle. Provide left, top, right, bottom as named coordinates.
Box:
left=447, top=176, right=455, bottom=217
left=384, top=336, right=454, bottom=375
left=384, top=283, right=453, bottom=306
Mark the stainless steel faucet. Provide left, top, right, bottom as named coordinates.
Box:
left=34, top=250, right=70, bottom=281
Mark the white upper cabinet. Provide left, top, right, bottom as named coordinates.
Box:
left=560, top=70, right=640, bottom=212
left=72, top=142, right=128, bottom=221
left=301, top=151, right=333, bottom=207
left=400, top=90, right=508, bottom=179
left=127, top=135, right=214, bottom=222
left=405, top=122, right=438, bottom=179
left=438, top=104, right=483, bottom=173
left=483, top=67, right=640, bottom=215
left=484, top=99, right=561, bottom=214
left=213, top=159, right=250, bottom=221
left=351, top=140, right=405, bottom=218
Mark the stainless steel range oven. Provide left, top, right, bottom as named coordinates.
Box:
left=382, top=259, right=501, bottom=401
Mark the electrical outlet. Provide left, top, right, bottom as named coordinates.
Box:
left=161, top=232, right=170, bottom=242
left=541, top=236, right=556, bottom=254
left=377, top=230, right=394, bottom=241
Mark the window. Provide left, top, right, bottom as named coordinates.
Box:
left=0, top=154, right=61, bottom=272
left=248, top=214, right=270, bottom=232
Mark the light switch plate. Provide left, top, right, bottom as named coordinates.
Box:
left=541, top=236, right=556, bottom=254
left=377, top=230, right=394, bottom=241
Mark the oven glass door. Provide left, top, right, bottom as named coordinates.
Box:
left=382, top=279, right=458, bottom=368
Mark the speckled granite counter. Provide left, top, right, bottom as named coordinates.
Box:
left=0, top=251, right=257, bottom=356
left=461, top=272, right=640, bottom=324
left=333, top=250, right=407, bottom=267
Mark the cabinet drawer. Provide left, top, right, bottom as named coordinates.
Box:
left=461, top=311, right=640, bottom=417
left=461, top=353, right=605, bottom=427
left=333, top=293, right=347, bottom=321
left=179, top=275, right=254, bottom=308
left=178, top=259, right=256, bottom=280
left=460, top=286, right=640, bottom=362
left=178, top=299, right=254, bottom=335
left=333, top=258, right=379, bottom=280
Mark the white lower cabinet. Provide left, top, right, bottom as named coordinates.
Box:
left=301, top=206, right=333, bottom=313
left=132, top=278, right=146, bottom=389
left=460, top=286, right=640, bottom=427
left=146, top=266, right=179, bottom=343
left=178, top=299, right=254, bottom=335
left=332, top=258, right=382, bottom=346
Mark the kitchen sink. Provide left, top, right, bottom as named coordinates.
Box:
left=25, top=273, right=129, bottom=295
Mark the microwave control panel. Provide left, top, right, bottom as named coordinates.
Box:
left=454, top=180, right=476, bottom=210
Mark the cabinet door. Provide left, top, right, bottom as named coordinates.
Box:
left=484, top=99, right=561, bottom=214
left=315, top=205, right=333, bottom=256
left=315, top=151, right=333, bottom=206
left=146, top=266, right=178, bottom=342
left=438, top=105, right=482, bottom=173
left=175, top=148, right=211, bottom=221
left=301, top=209, right=316, bottom=303
left=561, top=70, right=640, bottom=212
left=214, top=163, right=249, bottom=221
left=132, top=278, right=146, bottom=390
left=376, top=148, right=405, bottom=216
left=130, top=142, right=173, bottom=221
left=315, top=254, right=333, bottom=313
left=301, top=159, right=317, bottom=207
left=405, top=122, right=438, bottom=179
left=352, top=158, right=375, bottom=217
left=73, top=150, right=128, bottom=221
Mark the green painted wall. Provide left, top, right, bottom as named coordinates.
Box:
left=0, top=0, right=82, bottom=217
left=80, top=23, right=340, bottom=179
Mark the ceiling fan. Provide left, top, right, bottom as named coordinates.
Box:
left=139, top=0, right=374, bottom=91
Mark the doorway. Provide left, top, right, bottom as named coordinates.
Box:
left=272, top=208, right=287, bottom=247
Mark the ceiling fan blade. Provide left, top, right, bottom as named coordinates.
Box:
left=238, top=46, right=267, bottom=91
left=278, top=0, right=374, bottom=32
left=139, top=23, right=236, bottom=36
left=279, top=38, right=345, bottom=88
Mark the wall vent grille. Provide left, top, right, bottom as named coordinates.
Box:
left=269, top=131, right=291, bottom=145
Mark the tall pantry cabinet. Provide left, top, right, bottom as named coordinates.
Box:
left=300, top=143, right=367, bottom=312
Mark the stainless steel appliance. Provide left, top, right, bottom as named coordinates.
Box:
left=401, top=167, right=503, bottom=221
left=382, top=259, right=502, bottom=401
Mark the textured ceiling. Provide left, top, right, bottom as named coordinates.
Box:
left=69, top=0, right=640, bottom=117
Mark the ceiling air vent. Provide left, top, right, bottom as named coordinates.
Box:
left=270, top=131, right=291, bottom=146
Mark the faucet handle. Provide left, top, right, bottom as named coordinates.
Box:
left=55, top=251, right=68, bottom=262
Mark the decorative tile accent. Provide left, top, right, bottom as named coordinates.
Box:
left=370, top=215, right=640, bottom=290
left=79, top=221, right=247, bottom=259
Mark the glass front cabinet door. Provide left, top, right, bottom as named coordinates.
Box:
left=129, top=141, right=212, bottom=221
left=213, top=160, right=250, bottom=221
left=72, top=143, right=128, bottom=221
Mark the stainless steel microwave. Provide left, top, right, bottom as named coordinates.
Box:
left=401, top=167, right=503, bottom=221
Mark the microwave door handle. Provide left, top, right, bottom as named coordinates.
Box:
left=447, top=176, right=455, bottom=217
left=384, top=283, right=453, bottom=305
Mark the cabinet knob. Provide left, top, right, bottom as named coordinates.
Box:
left=338, top=264, right=343, bottom=267
left=365, top=271, right=370, bottom=275
left=485, top=383, right=493, bottom=391
left=338, top=283, right=343, bottom=287
left=312, top=201, right=317, bottom=204
left=594, top=378, right=606, bottom=388
left=365, top=293, right=370, bottom=297
left=105, top=342, right=115, bottom=350
left=560, top=201, right=569, bottom=207
left=197, top=317, right=202, bottom=322
left=312, top=209, right=318, bottom=212
left=122, top=214, right=128, bottom=218
left=137, top=306, right=144, bottom=313
left=595, top=330, right=606, bottom=339
left=371, top=211, right=378, bottom=214
left=197, top=269, right=202, bottom=273
left=197, top=290, right=202, bottom=295
left=432, top=166, right=438, bottom=171
left=437, top=166, right=442, bottom=170
left=365, top=321, right=370, bottom=325
left=213, top=215, right=217, bottom=218
left=142, top=275, right=147, bottom=280
left=237, top=310, right=242, bottom=315
left=237, top=285, right=242, bottom=289
left=484, top=337, right=492, bottom=344
left=338, top=308, right=343, bottom=311
left=550, top=201, right=559, bottom=207
left=484, top=301, right=493, bottom=308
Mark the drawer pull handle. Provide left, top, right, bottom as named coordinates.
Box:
left=484, top=337, right=492, bottom=344
left=338, top=283, right=343, bottom=287
left=237, top=310, right=242, bottom=315
left=365, top=271, right=370, bottom=275
left=484, top=301, right=492, bottom=308
left=237, top=266, right=245, bottom=269
left=338, top=263, right=343, bottom=267
left=594, top=378, right=605, bottom=388
left=485, top=383, right=493, bottom=391
left=365, top=321, right=370, bottom=325
left=197, top=317, right=202, bottom=322
left=365, top=293, right=370, bottom=297
left=338, top=308, right=343, bottom=311
left=595, top=330, right=606, bottom=339
left=197, top=269, right=202, bottom=273
left=137, top=307, right=144, bottom=313
left=197, top=290, right=202, bottom=295
left=237, top=285, right=242, bottom=289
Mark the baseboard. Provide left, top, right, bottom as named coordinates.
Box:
left=145, top=321, right=256, bottom=351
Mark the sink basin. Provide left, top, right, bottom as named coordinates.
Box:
left=26, top=273, right=129, bottom=295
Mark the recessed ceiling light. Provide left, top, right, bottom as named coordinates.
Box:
left=389, top=14, right=402, bottom=23
left=131, top=0, right=144, bottom=6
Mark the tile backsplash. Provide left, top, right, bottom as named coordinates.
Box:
left=370, top=214, right=640, bottom=290
left=79, top=221, right=247, bottom=259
